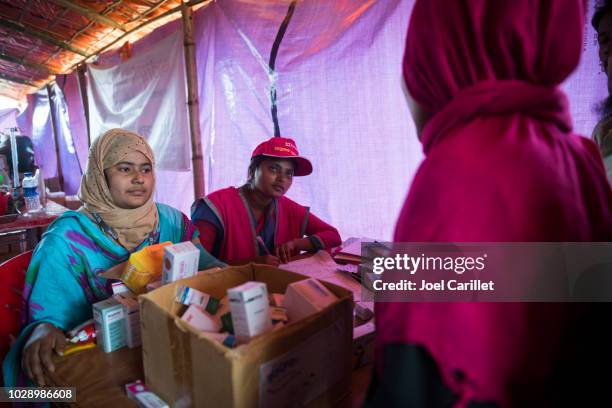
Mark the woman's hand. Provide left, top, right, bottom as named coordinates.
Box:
left=275, top=240, right=297, bottom=264
left=21, top=323, right=66, bottom=386
left=253, top=255, right=280, bottom=266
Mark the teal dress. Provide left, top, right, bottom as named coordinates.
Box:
left=2, top=203, right=224, bottom=387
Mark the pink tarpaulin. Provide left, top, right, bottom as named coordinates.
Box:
left=193, top=0, right=418, bottom=239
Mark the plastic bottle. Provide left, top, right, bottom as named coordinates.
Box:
left=22, top=172, right=41, bottom=212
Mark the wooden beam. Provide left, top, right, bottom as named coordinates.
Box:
left=127, top=0, right=169, bottom=25
left=181, top=4, right=205, bottom=198
left=47, top=0, right=126, bottom=31
left=0, top=72, right=37, bottom=87
left=66, top=0, right=211, bottom=73
left=38, top=1, right=125, bottom=69
left=17, top=1, right=34, bottom=24
left=0, top=52, right=57, bottom=75
left=0, top=18, right=88, bottom=57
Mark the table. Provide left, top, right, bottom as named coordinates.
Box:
left=44, top=346, right=372, bottom=408
left=43, top=251, right=376, bottom=407
left=0, top=201, right=68, bottom=250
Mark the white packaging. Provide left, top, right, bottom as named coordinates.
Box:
left=283, top=278, right=338, bottom=321
left=162, top=242, right=200, bottom=284
left=181, top=304, right=221, bottom=332
left=111, top=281, right=130, bottom=295
left=175, top=285, right=220, bottom=314
left=125, top=380, right=169, bottom=408
left=227, top=281, right=272, bottom=342
left=354, top=302, right=374, bottom=321
left=92, top=297, right=126, bottom=353
left=114, top=293, right=141, bottom=348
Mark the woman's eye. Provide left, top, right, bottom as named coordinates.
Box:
left=269, top=166, right=279, bottom=172
left=118, top=167, right=130, bottom=173
left=142, top=167, right=152, bottom=173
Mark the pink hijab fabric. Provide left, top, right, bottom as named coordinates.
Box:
left=377, top=0, right=612, bottom=406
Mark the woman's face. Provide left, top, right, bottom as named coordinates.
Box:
left=104, top=151, right=154, bottom=209
left=252, top=158, right=294, bottom=198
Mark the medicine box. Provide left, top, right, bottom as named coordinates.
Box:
left=92, top=297, right=126, bottom=353
left=162, top=242, right=200, bottom=284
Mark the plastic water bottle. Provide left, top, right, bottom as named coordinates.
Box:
left=22, top=172, right=41, bottom=212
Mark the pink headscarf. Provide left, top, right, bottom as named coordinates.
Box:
left=377, top=0, right=612, bottom=406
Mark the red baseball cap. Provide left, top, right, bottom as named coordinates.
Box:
left=251, top=137, right=313, bottom=176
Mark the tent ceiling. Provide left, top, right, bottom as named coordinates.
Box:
left=0, top=0, right=209, bottom=101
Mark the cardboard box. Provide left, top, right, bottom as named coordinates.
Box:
left=162, top=242, right=200, bottom=284
left=140, top=264, right=353, bottom=407
left=352, top=320, right=376, bottom=369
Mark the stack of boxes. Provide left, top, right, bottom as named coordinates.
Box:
left=93, top=242, right=201, bottom=353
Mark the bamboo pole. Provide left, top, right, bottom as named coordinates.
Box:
left=66, top=0, right=211, bottom=74
left=0, top=52, right=58, bottom=75
left=46, top=84, right=65, bottom=191
left=181, top=3, right=205, bottom=199
left=0, top=72, right=37, bottom=87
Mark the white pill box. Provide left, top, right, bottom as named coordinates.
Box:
left=180, top=304, right=221, bottom=332
left=114, top=293, right=141, bottom=348
left=162, top=242, right=200, bottom=284
left=175, top=285, right=220, bottom=314
left=125, top=380, right=169, bottom=408
left=227, top=281, right=272, bottom=342
left=92, top=297, right=126, bottom=353
left=283, top=278, right=339, bottom=321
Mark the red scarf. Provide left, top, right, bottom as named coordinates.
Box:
left=377, top=0, right=612, bottom=405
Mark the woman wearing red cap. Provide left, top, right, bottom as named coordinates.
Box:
left=367, top=0, right=612, bottom=407
left=191, top=137, right=341, bottom=265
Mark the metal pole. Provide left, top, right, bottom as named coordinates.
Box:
left=76, top=65, right=91, bottom=147
left=9, top=127, right=19, bottom=188
left=181, top=3, right=205, bottom=198
left=46, top=83, right=65, bottom=191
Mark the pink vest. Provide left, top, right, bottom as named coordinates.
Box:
left=204, top=187, right=309, bottom=262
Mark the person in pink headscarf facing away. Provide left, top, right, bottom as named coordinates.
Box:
left=367, top=1, right=612, bottom=407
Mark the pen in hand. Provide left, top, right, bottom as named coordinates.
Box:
left=256, top=236, right=271, bottom=255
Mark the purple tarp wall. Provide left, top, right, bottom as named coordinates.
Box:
left=17, top=84, right=85, bottom=195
